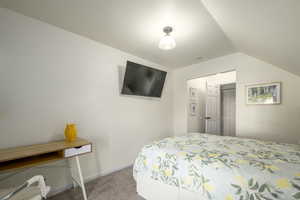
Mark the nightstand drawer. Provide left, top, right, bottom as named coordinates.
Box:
left=64, top=144, right=92, bottom=158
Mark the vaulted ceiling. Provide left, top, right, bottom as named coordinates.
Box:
left=201, top=0, right=300, bottom=76
left=0, top=0, right=299, bottom=75
left=0, top=0, right=235, bottom=68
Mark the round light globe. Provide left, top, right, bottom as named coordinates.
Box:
left=159, top=35, right=176, bottom=50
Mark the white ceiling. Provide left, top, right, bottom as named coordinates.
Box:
left=0, top=0, right=299, bottom=75
left=201, top=0, right=300, bottom=76
left=0, top=0, right=235, bottom=68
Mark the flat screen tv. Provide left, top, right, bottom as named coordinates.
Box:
left=121, top=61, right=167, bottom=98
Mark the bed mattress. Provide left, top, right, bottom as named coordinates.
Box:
left=133, top=133, right=300, bottom=200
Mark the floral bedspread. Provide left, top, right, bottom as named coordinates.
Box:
left=133, top=133, right=300, bottom=200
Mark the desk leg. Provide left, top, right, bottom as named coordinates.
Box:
left=69, top=156, right=88, bottom=200
left=75, top=156, right=88, bottom=200
left=68, top=159, right=77, bottom=188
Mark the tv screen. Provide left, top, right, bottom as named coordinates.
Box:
left=121, top=61, right=167, bottom=98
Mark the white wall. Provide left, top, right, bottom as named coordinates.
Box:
left=187, top=78, right=206, bottom=132
left=174, top=53, right=300, bottom=144
left=187, top=71, right=236, bottom=133
left=0, top=8, right=173, bottom=193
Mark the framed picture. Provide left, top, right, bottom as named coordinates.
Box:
left=246, top=82, right=281, bottom=105
left=189, top=87, right=197, bottom=99
left=189, top=101, right=197, bottom=116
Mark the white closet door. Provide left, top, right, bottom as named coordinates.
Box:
left=205, top=82, right=221, bottom=134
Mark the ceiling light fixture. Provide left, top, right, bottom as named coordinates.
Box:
left=159, top=26, right=176, bottom=50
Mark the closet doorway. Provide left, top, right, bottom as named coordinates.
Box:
left=187, top=71, right=236, bottom=136
left=221, top=83, right=236, bottom=136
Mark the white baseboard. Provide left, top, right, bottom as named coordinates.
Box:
left=85, top=163, right=133, bottom=182
left=49, top=184, right=73, bottom=197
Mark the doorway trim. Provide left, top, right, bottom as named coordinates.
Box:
left=186, top=69, right=236, bottom=82
left=186, top=70, right=237, bottom=135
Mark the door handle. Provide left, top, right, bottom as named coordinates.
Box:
left=204, top=117, right=211, bottom=120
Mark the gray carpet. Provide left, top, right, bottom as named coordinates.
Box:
left=49, top=167, right=144, bottom=200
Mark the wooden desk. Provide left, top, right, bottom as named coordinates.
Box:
left=0, top=138, right=92, bottom=200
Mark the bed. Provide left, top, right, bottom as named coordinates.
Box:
left=133, top=133, right=300, bottom=200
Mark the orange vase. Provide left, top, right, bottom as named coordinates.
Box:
left=64, top=124, right=77, bottom=142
